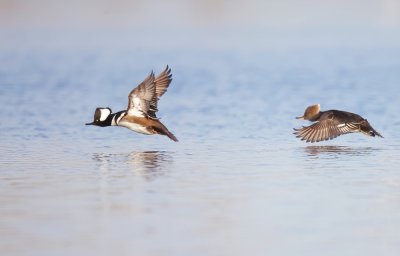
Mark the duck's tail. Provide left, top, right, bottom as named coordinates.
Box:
left=153, top=123, right=179, bottom=142
left=360, top=120, right=383, bottom=138
left=165, top=130, right=178, bottom=142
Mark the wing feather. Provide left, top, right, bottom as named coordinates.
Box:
left=154, top=65, right=172, bottom=98
left=127, top=71, right=156, bottom=117
left=148, top=66, right=173, bottom=119
left=294, top=117, right=356, bottom=143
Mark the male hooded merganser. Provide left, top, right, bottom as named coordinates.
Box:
left=86, top=66, right=178, bottom=142
left=293, top=104, right=383, bottom=143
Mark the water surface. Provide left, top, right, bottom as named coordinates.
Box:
left=1, top=44, right=400, bottom=256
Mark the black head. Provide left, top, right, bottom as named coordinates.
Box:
left=86, top=107, right=112, bottom=126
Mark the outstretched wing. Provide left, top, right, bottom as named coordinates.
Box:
left=293, top=113, right=357, bottom=143
left=148, top=66, right=173, bottom=119
left=127, top=71, right=156, bottom=117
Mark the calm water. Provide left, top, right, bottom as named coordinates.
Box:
left=1, top=45, right=400, bottom=256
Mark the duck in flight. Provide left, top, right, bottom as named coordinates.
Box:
left=86, top=66, right=178, bottom=142
left=294, top=104, right=382, bottom=143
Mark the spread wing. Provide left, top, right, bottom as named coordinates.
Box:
left=148, top=66, right=172, bottom=119
left=127, top=71, right=156, bottom=117
left=294, top=114, right=358, bottom=143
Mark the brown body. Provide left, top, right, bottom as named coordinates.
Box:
left=118, top=115, right=178, bottom=142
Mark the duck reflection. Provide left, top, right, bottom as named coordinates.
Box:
left=304, top=145, right=375, bottom=157
left=93, top=151, right=172, bottom=180
left=125, top=151, right=172, bottom=174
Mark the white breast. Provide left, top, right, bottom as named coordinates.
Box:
left=118, top=120, right=152, bottom=135
left=112, top=112, right=126, bottom=126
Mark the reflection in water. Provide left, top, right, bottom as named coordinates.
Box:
left=125, top=151, right=172, bottom=176
left=90, top=151, right=173, bottom=216
left=93, top=151, right=172, bottom=180
left=304, top=146, right=376, bottom=157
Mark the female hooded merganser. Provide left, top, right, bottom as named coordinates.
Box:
left=86, top=66, right=178, bottom=142
left=294, top=104, right=383, bottom=143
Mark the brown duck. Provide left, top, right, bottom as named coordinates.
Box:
left=294, top=104, right=383, bottom=143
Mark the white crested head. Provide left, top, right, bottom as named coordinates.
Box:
left=93, top=107, right=112, bottom=122
left=98, top=108, right=111, bottom=121
left=86, top=107, right=113, bottom=126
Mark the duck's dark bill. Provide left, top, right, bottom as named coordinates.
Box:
left=85, top=122, right=94, bottom=125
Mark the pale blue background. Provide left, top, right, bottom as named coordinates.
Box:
left=1, top=1, right=400, bottom=256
